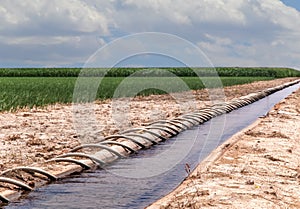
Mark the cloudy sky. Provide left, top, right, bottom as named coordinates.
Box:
left=0, top=0, right=300, bottom=68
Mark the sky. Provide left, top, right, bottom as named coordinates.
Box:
left=0, top=0, right=300, bottom=69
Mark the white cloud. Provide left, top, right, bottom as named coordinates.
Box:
left=0, top=36, right=81, bottom=45
left=122, top=0, right=246, bottom=25
left=1, top=0, right=300, bottom=67
left=0, top=0, right=110, bottom=35
left=0, top=0, right=113, bottom=66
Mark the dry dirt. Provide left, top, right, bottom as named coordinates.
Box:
left=0, top=77, right=298, bottom=175
left=149, top=82, right=300, bottom=208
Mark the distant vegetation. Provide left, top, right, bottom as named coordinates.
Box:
left=0, top=67, right=299, bottom=77
left=0, top=77, right=273, bottom=111
left=0, top=67, right=299, bottom=111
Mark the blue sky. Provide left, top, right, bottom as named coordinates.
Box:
left=0, top=0, right=300, bottom=69
left=281, top=0, right=300, bottom=11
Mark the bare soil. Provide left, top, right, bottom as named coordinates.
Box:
left=0, top=77, right=297, bottom=175
left=149, top=81, right=300, bottom=208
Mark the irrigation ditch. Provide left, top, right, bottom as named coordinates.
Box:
left=0, top=79, right=300, bottom=208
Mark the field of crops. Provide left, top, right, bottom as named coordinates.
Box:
left=0, top=76, right=274, bottom=111
left=0, top=67, right=299, bottom=111
left=0, top=67, right=299, bottom=77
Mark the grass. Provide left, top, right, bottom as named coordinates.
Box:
left=0, top=77, right=75, bottom=111
left=0, top=76, right=274, bottom=111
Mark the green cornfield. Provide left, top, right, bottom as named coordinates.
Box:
left=0, top=76, right=274, bottom=111
left=0, top=67, right=299, bottom=111
left=0, top=67, right=299, bottom=77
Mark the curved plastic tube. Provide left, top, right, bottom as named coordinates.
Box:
left=172, top=117, right=197, bottom=127
left=225, top=106, right=235, bottom=112
left=215, top=106, right=231, bottom=113
left=169, top=119, right=191, bottom=129
left=192, top=114, right=210, bottom=123
left=178, top=116, right=199, bottom=125
left=1, top=167, right=57, bottom=181
left=150, top=120, right=186, bottom=131
left=187, top=113, right=210, bottom=122
left=124, top=133, right=158, bottom=145
left=194, top=110, right=215, bottom=118
left=197, top=108, right=217, bottom=114
left=0, top=194, right=10, bottom=203
left=192, top=112, right=211, bottom=121
left=104, top=135, right=147, bottom=149
left=100, top=141, right=136, bottom=154
left=237, top=100, right=249, bottom=106
left=239, top=98, right=252, bottom=104
left=121, top=128, right=168, bottom=142
left=163, top=120, right=186, bottom=130
left=0, top=177, right=33, bottom=191
left=57, top=153, right=105, bottom=166
left=147, top=124, right=180, bottom=136
left=201, top=109, right=219, bottom=117
left=230, top=102, right=243, bottom=108
left=70, top=144, right=126, bottom=158
left=226, top=103, right=239, bottom=109
left=212, top=108, right=226, bottom=115
left=181, top=115, right=204, bottom=124
left=145, top=126, right=177, bottom=137
left=46, top=158, right=91, bottom=170
left=224, top=104, right=236, bottom=111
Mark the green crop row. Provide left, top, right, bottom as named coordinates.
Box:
left=0, top=67, right=299, bottom=78
left=0, top=76, right=273, bottom=111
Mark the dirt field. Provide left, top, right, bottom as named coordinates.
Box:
left=148, top=82, right=300, bottom=208
left=0, top=77, right=298, bottom=173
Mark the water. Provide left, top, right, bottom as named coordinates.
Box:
left=5, top=83, right=300, bottom=209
